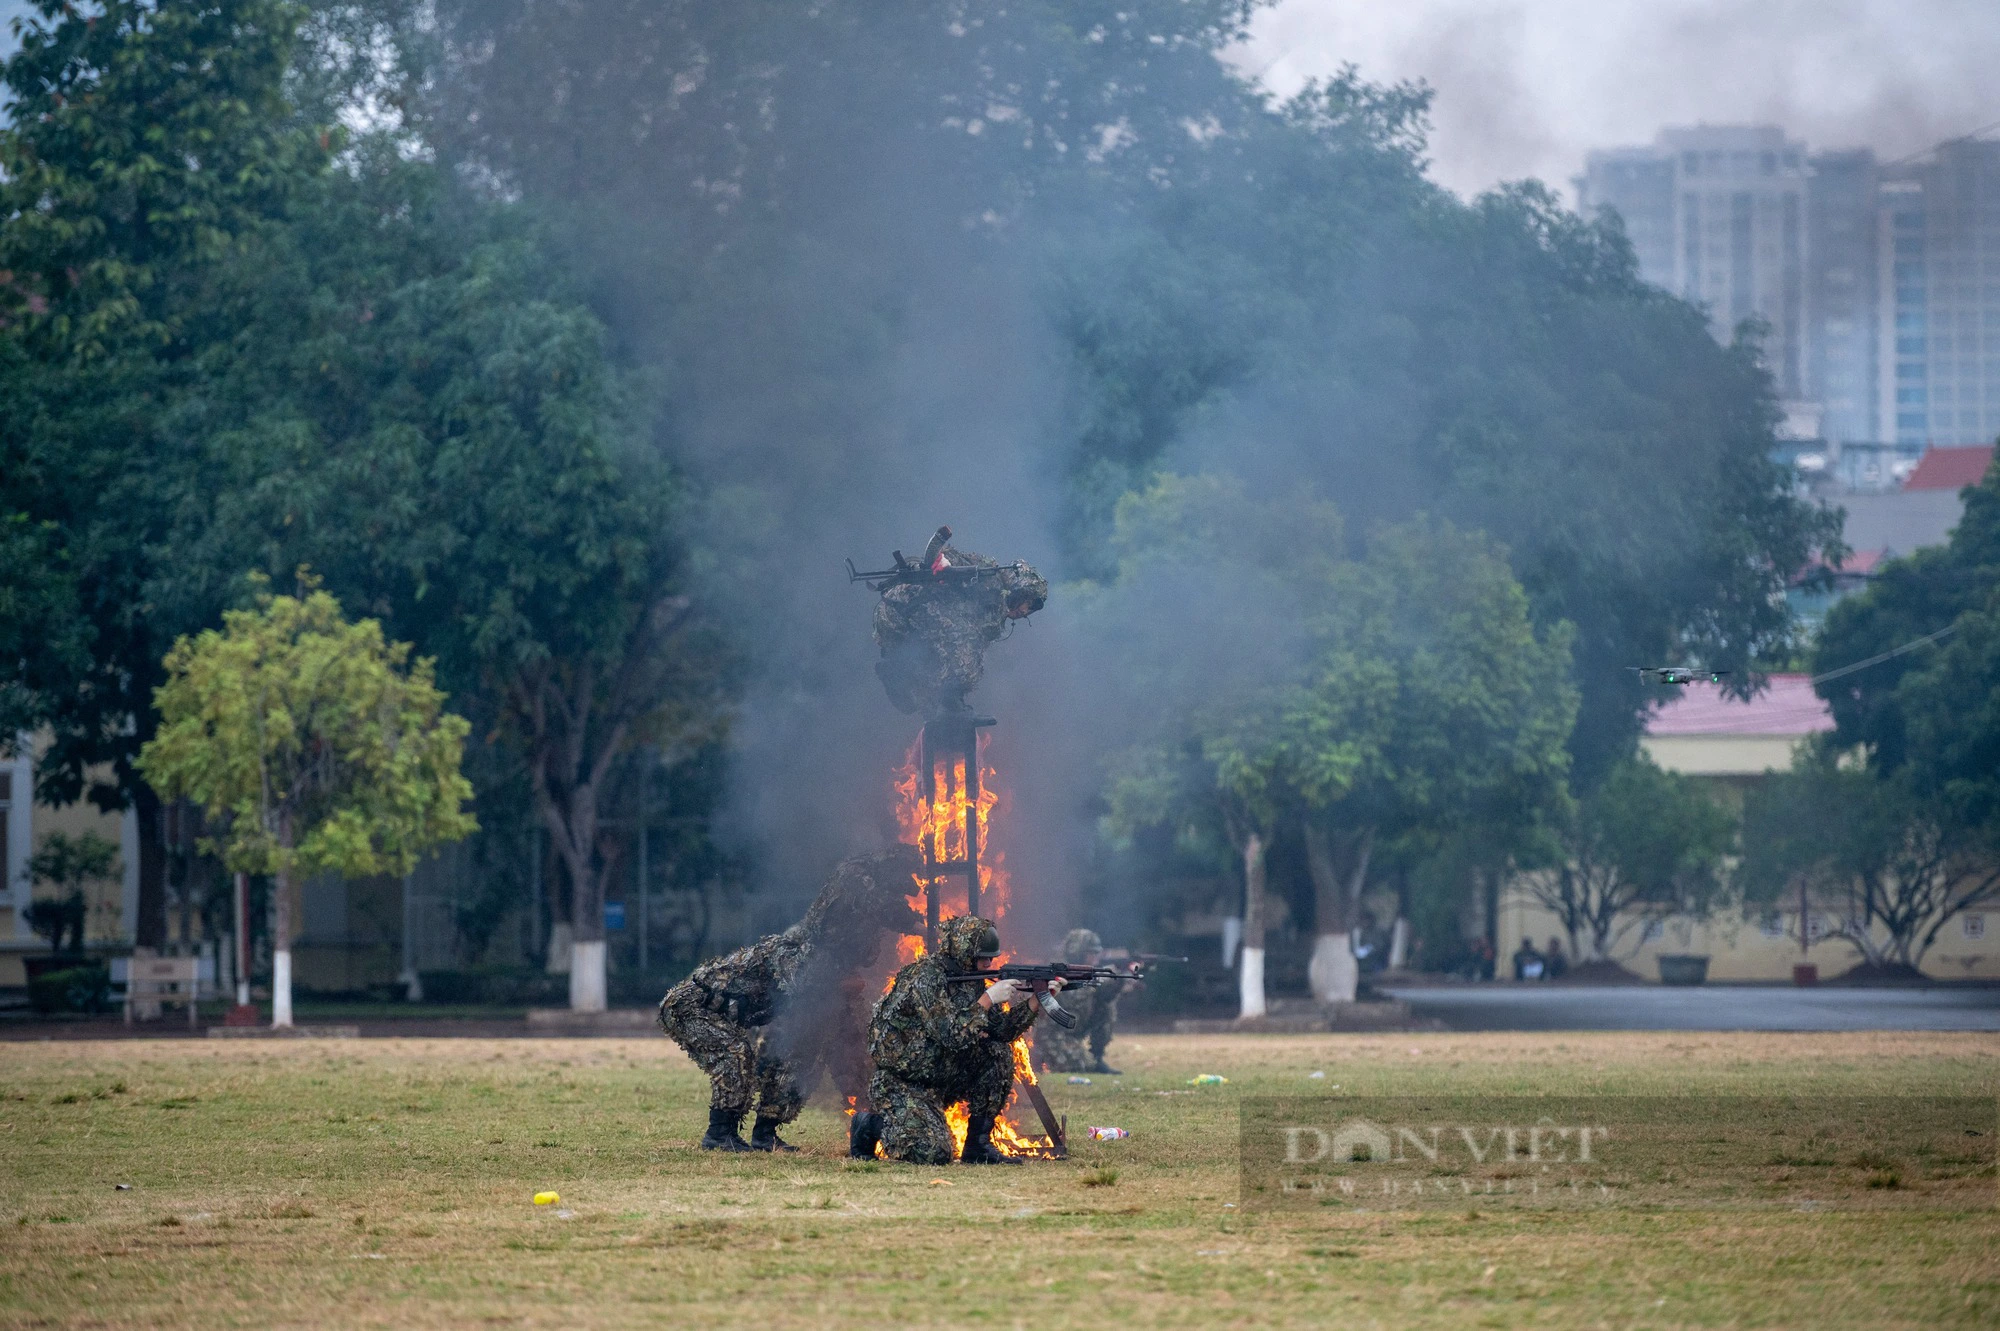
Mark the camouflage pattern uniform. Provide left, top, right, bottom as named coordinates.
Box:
left=1035, top=929, right=1123, bottom=1074
left=659, top=847, right=920, bottom=1149
left=867, top=916, right=1040, bottom=1165
left=873, top=542, right=1048, bottom=717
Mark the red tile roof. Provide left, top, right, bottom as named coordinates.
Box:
left=1836, top=548, right=1885, bottom=576
left=1903, top=445, right=1994, bottom=492
left=1644, top=674, right=1834, bottom=738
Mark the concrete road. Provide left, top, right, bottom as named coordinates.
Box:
left=1381, top=983, right=2000, bottom=1032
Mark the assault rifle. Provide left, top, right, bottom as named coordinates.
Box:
left=846, top=524, right=1029, bottom=592
left=944, top=962, right=1150, bottom=1030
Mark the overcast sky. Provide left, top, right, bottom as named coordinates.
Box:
left=1231, top=0, right=2000, bottom=201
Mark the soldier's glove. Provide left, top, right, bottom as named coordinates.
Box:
left=982, top=978, right=1027, bottom=1007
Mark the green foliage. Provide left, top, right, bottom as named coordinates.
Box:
left=1794, top=453, right=2000, bottom=967
left=25, top=829, right=122, bottom=895
left=1096, top=476, right=1575, bottom=948
left=1739, top=751, right=2000, bottom=971
left=26, top=962, right=111, bottom=1014
left=22, top=830, right=121, bottom=954
left=1521, top=755, right=1736, bottom=960
left=139, top=583, right=475, bottom=881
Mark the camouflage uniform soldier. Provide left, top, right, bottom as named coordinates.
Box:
left=1034, top=929, right=1125, bottom=1075
left=659, top=847, right=920, bottom=1152
left=872, top=534, right=1047, bottom=717
left=866, top=916, right=1063, bottom=1165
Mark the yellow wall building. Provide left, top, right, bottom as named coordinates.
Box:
left=1500, top=676, right=2000, bottom=982
left=1, top=734, right=142, bottom=987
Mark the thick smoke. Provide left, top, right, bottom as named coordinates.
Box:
left=1235, top=0, right=2000, bottom=200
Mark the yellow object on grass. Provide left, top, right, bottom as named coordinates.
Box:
left=533, top=1191, right=560, bottom=1206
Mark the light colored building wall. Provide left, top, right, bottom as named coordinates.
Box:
left=1499, top=892, right=2000, bottom=982
left=0, top=732, right=139, bottom=986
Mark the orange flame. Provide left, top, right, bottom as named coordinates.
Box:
left=879, top=731, right=1057, bottom=1161
left=891, top=734, right=1010, bottom=927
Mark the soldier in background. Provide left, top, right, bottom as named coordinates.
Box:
left=866, top=915, right=1063, bottom=1165
left=1034, top=929, right=1125, bottom=1076
left=658, top=847, right=920, bottom=1152
left=871, top=527, right=1047, bottom=717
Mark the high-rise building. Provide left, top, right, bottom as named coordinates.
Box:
left=1877, top=138, right=2000, bottom=448
left=1806, top=150, right=1879, bottom=444
left=1578, top=126, right=1809, bottom=399
left=1583, top=126, right=2000, bottom=448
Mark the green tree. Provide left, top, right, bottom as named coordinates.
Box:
left=0, top=0, right=325, bottom=947
left=1298, top=519, right=1576, bottom=1002
left=22, top=830, right=122, bottom=953
left=137, top=141, right=720, bottom=1008
left=139, top=583, right=476, bottom=1026
left=1739, top=753, right=2000, bottom=977
left=1094, top=474, right=1357, bottom=1017
left=1520, top=754, right=1735, bottom=963
left=1792, top=453, right=2000, bottom=974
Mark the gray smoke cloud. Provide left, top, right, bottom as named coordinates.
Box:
left=1233, top=0, right=2000, bottom=200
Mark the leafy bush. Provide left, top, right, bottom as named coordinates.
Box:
left=28, top=964, right=111, bottom=1015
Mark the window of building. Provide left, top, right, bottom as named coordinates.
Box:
left=1760, top=913, right=1785, bottom=939
left=1893, top=210, right=1925, bottom=229
left=1936, top=335, right=1954, bottom=353
left=1897, top=388, right=1928, bottom=404
left=1965, top=914, right=1987, bottom=940
left=1895, top=237, right=1925, bottom=257
left=1897, top=361, right=1927, bottom=379
left=1962, top=411, right=1981, bottom=430
left=1898, top=412, right=1928, bottom=431
left=1896, top=337, right=1927, bottom=356
left=1898, top=312, right=1928, bottom=332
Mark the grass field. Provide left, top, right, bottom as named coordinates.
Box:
left=0, top=1030, right=1995, bottom=1328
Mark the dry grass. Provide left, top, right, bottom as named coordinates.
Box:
left=0, top=1030, right=1994, bottom=1329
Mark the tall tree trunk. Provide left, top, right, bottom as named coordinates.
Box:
left=132, top=783, right=167, bottom=951
left=546, top=782, right=607, bottom=1013
left=1388, top=868, right=1410, bottom=970
left=270, top=865, right=294, bottom=1028
left=1304, top=821, right=1365, bottom=1005
left=1239, top=830, right=1268, bottom=1019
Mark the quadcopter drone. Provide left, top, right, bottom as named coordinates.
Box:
left=1629, top=666, right=1730, bottom=686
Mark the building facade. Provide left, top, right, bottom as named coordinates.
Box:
left=1878, top=138, right=2000, bottom=448
left=1583, top=127, right=2000, bottom=448
left=1579, top=125, right=1810, bottom=400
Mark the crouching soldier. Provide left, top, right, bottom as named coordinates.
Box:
left=1034, top=929, right=1125, bottom=1075
left=864, top=916, right=1063, bottom=1165
left=659, top=847, right=919, bottom=1153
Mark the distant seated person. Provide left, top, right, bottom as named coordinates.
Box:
left=1543, top=936, right=1568, bottom=981
left=1512, top=938, right=1546, bottom=982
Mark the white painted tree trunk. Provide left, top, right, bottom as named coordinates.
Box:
left=570, top=939, right=607, bottom=1012
left=1308, top=932, right=1359, bottom=1004
left=1388, top=917, right=1409, bottom=970
left=1238, top=947, right=1267, bottom=1018
left=1239, top=830, right=1268, bottom=1018
left=272, top=950, right=293, bottom=1028
left=271, top=863, right=294, bottom=1027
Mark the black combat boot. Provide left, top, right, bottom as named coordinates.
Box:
left=700, top=1106, right=754, bottom=1152
left=749, top=1115, right=799, bottom=1152
left=848, top=1110, right=882, bottom=1159
left=960, top=1115, right=1023, bottom=1165
left=1090, top=1057, right=1122, bottom=1076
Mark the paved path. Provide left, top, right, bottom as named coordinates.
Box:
left=1381, top=983, right=2000, bottom=1032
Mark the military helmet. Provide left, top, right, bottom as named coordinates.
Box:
left=1061, top=928, right=1103, bottom=963
left=938, top=915, right=1001, bottom=969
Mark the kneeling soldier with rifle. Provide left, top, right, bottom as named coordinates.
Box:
left=866, top=916, right=1079, bottom=1165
